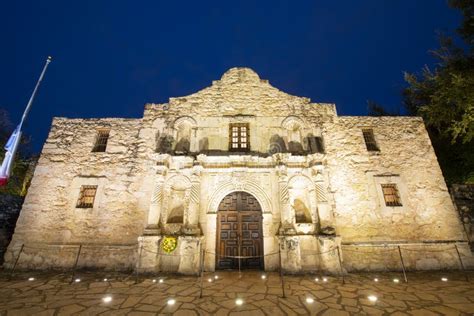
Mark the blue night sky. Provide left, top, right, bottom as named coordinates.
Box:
left=0, top=0, right=461, bottom=152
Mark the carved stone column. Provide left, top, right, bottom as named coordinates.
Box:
left=312, top=167, right=335, bottom=235
left=144, top=167, right=167, bottom=235
left=278, top=166, right=295, bottom=235
left=183, top=167, right=202, bottom=235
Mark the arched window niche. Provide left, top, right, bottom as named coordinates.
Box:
left=173, top=116, right=197, bottom=154
left=281, top=116, right=305, bottom=154
left=288, top=175, right=318, bottom=234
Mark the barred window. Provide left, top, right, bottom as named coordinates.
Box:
left=309, top=136, right=325, bottom=154
left=362, top=129, right=379, bottom=151
left=92, top=129, right=110, bottom=152
left=76, top=185, right=98, bottom=208
left=381, top=184, right=402, bottom=207
left=229, top=123, right=250, bottom=151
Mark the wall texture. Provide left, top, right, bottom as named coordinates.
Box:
left=4, top=68, right=472, bottom=273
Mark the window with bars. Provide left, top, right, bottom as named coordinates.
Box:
left=308, top=136, right=325, bottom=154
left=381, top=184, right=402, bottom=207
left=92, top=129, right=110, bottom=152
left=362, top=129, right=379, bottom=151
left=229, top=123, right=250, bottom=151
left=76, top=185, right=98, bottom=208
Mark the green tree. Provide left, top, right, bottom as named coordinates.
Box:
left=402, top=0, right=474, bottom=184
left=367, top=100, right=400, bottom=116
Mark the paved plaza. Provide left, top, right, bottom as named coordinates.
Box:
left=0, top=269, right=474, bottom=315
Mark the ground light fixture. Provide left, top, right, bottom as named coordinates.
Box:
left=214, top=275, right=219, bottom=280
left=314, top=277, right=319, bottom=282
left=393, top=278, right=400, bottom=283
left=441, top=277, right=448, bottom=282
left=102, top=296, right=112, bottom=303
left=368, top=295, right=378, bottom=302
left=152, top=279, right=157, bottom=283
left=167, top=299, right=176, bottom=306
left=28, top=277, right=35, bottom=281
left=74, top=278, right=81, bottom=283
left=235, top=298, right=244, bottom=306
left=306, top=297, right=314, bottom=304
left=103, top=278, right=108, bottom=282
left=373, top=278, right=379, bottom=282
left=208, top=278, right=213, bottom=282
left=159, top=279, right=164, bottom=283
left=322, top=277, right=328, bottom=282
left=261, top=275, right=266, bottom=280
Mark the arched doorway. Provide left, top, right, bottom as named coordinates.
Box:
left=216, top=191, right=264, bottom=270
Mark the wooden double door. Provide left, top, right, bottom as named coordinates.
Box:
left=216, top=191, right=264, bottom=270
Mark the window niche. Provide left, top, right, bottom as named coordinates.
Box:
left=175, top=123, right=192, bottom=154
left=307, top=135, right=325, bottom=154
left=362, top=129, right=379, bottom=152
left=293, top=199, right=312, bottom=223
left=161, top=175, right=192, bottom=233
left=71, top=177, right=106, bottom=214
left=288, top=175, right=317, bottom=231
left=76, top=185, right=97, bottom=208
left=173, top=116, right=197, bottom=154
left=372, top=172, right=407, bottom=213
left=381, top=184, right=402, bottom=207
left=282, top=116, right=305, bottom=154
left=92, top=129, right=110, bottom=152
left=229, top=123, right=250, bottom=151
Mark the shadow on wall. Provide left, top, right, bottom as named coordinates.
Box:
left=167, top=205, right=184, bottom=223
left=175, top=138, right=190, bottom=154
left=199, top=137, right=209, bottom=152
left=157, top=135, right=175, bottom=154
left=155, top=133, right=324, bottom=156
left=269, top=135, right=287, bottom=154
left=293, top=199, right=312, bottom=223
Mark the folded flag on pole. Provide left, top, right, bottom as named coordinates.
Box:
left=0, top=126, right=22, bottom=186
left=0, top=56, right=51, bottom=187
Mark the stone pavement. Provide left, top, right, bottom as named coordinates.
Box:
left=1, top=269, right=474, bottom=315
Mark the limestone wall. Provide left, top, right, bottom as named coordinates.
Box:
left=325, top=116, right=465, bottom=243
left=4, top=118, right=146, bottom=269
left=4, top=67, right=471, bottom=273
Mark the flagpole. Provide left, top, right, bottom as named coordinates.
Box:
left=0, top=56, right=52, bottom=186
left=18, top=56, right=52, bottom=130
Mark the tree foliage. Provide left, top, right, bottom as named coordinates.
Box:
left=367, top=100, right=400, bottom=116
left=401, top=0, right=474, bottom=184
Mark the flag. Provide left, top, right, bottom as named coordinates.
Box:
left=0, top=56, right=51, bottom=187
left=0, top=125, right=22, bottom=186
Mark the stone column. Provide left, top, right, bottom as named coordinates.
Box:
left=190, top=127, right=198, bottom=152
left=183, top=168, right=202, bottom=235
left=280, top=236, right=302, bottom=273
left=177, top=236, right=202, bottom=275
left=145, top=168, right=167, bottom=235
left=318, top=235, right=342, bottom=274
left=313, top=166, right=336, bottom=235
left=277, top=167, right=295, bottom=235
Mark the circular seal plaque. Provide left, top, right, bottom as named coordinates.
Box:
left=161, top=236, right=178, bottom=254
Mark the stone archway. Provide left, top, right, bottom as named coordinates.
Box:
left=216, top=191, right=264, bottom=270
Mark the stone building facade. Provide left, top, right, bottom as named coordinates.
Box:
left=4, top=68, right=472, bottom=274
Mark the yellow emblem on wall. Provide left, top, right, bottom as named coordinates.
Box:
left=161, top=236, right=178, bottom=253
